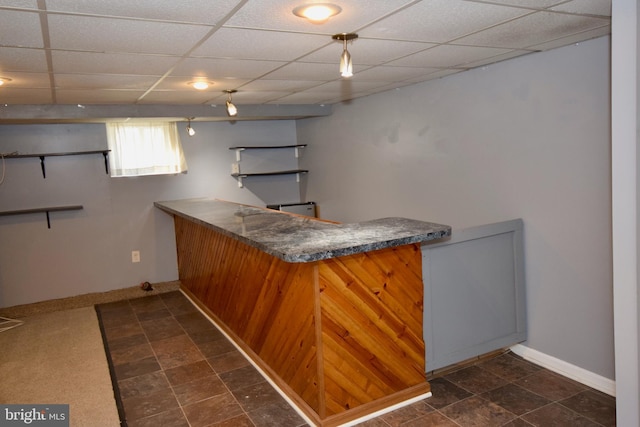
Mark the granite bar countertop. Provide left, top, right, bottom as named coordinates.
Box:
left=155, top=198, right=451, bottom=263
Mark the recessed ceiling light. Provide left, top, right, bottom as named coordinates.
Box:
left=293, top=3, right=342, bottom=24
left=189, top=81, right=213, bottom=90
left=0, top=77, right=12, bottom=86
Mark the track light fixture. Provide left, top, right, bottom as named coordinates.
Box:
left=332, top=33, right=358, bottom=78
left=186, top=118, right=195, bottom=136
left=224, top=90, right=238, bottom=117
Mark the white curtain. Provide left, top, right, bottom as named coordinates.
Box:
left=106, top=122, right=188, bottom=177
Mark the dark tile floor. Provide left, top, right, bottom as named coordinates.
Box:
left=95, top=292, right=616, bottom=427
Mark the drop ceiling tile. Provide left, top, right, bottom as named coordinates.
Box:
left=455, top=11, right=610, bottom=49
left=0, top=1, right=38, bottom=9
left=551, top=0, right=611, bottom=16
left=267, top=92, right=334, bottom=104
left=388, top=44, right=513, bottom=68
left=55, top=89, right=146, bottom=104
left=224, top=0, right=416, bottom=33
left=0, top=10, right=44, bottom=48
left=359, top=0, right=532, bottom=43
left=0, top=48, right=48, bottom=72
left=0, top=72, right=50, bottom=88
left=44, top=0, right=245, bottom=24
left=0, top=88, right=53, bottom=104
left=0, top=0, right=616, bottom=107
left=192, top=28, right=330, bottom=61
left=301, top=39, right=435, bottom=66
left=458, top=49, right=531, bottom=68
left=231, top=91, right=294, bottom=103
left=263, top=62, right=339, bottom=81
left=462, top=0, right=565, bottom=8
left=54, top=74, right=160, bottom=90
left=136, top=90, right=218, bottom=104
left=526, top=25, right=611, bottom=51
left=51, top=51, right=179, bottom=75
left=47, top=15, right=212, bottom=54
left=403, top=69, right=464, bottom=83
left=154, top=76, right=251, bottom=92
left=239, top=79, right=322, bottom=92
left=305, top=80, right=387, bottom=93
left=172, top=57, right=286, bottom=79
left=353, top=65, right=441, bottom=82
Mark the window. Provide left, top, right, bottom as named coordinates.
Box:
left=106, top=122, right=188, bottom=177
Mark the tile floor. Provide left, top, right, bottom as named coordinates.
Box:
left=95, top=292, right=616, bottom=427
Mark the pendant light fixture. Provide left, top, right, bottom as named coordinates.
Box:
left=224, top=90, right=238, bottom=117
left=332, top=33, right=358, bottom=78
left=186, top=117, right=195, bottom=136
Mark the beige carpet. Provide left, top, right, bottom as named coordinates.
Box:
left=0, top=281, right=181, bottom=426
left=0, top=306, right=121, bottom=427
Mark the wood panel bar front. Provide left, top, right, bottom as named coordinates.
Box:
left=173, top=215, right=430, bottom=426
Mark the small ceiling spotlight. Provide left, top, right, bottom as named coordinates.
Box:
left=332, top=33, right=358, bottom=78
left=189, top=80, right=212, bottom=90
left=293, top=3, right=342, bottom=24
left=0, top=77, right=12, bottom=86
left=224, top=90, right=238, bottom=117
left=186, top=117, right=195, bottom=136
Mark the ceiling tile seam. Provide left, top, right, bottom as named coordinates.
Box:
left=219, top=25, right=350, bottom=37
left=36, top=0, right=56, bottom=104
left=462, top=0, right=568, bottom=13
left=0, top=6, right=40, bottom=13
left=37, top=7, right=241, bottom=27
left=462, top=0, right=611, bottom=19
left=520, top=25, right=612, bottom=50
left=135, top=0, right=251, bottom=104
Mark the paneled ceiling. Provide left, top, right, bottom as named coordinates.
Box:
left=0, top=0, right=611, bottom=107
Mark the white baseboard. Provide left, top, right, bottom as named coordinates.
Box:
left=510, top=344, right=616, bottom=397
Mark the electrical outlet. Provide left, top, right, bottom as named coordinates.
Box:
left=131, top=250, right=140, bottom=263
left=231, top=163, right=240, bottom=174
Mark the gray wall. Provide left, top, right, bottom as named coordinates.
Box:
left=0, top=120, right=300, bottom=307
left=297, top=36, right=613, bottom=380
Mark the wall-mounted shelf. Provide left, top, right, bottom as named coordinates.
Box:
left=231, top=169, right=308, bottom=188
left=0, top=205, right=83, bottom=229
left=3, top=150, right=110, bottom=178
left=229, top=144, right=306, bottom=161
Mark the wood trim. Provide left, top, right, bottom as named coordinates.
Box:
left=181, top=286, right=322, bottom=423
left=172, top=215, right=429, bottom=425
left=313, top=264, right=328, bottom=419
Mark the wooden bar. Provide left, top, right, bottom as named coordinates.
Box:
left=156, top=198, right=451, bottom=426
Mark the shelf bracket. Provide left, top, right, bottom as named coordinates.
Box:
left=234, top=148, right=244, bottom=162
left=39, top=156, right=46, bottom=178
left=294, top=146, right=300, bottom=158
left=237, top=176, right=244, bottom=188
left=103, top=151, right=110, bottom=175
